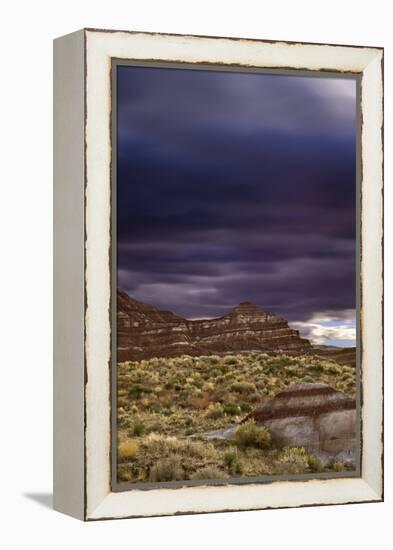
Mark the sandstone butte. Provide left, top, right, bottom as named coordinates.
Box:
left=117, top=289, right=311, bottom=362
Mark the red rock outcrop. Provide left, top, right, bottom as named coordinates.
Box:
left=117, top=289, right=311, bottom=361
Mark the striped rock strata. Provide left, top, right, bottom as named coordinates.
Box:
left=247, top=383, right=357, bottom=464
left=117, top=289, right=311, bottom=361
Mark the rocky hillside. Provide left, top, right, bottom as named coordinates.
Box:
left=117, top=289, right=311, bottom=361
left=309, top=346, right=357, bottom=367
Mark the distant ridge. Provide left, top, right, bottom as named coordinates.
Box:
left=117, top=289, right=311, bottom=361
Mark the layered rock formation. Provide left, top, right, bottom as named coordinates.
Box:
left=117, top=289, right=311, bottom=361
left=246, top=383, right=357, bottom=465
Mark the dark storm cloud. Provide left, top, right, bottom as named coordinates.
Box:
left=117, top=66, right=357, bottom=326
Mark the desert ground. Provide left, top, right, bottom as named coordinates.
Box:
left=117, top=352, right=356, bottom=483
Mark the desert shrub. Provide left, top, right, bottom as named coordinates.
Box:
left=307, top=454, right=324, bottom=473
left=224, top=450, right=243, bottom=475
left=184, top=417, right=193, bottom=427
left=301, top=376, right=315, bottom=384
left=335, top=381, right=347, bottom=393
left=224, top=356, right=238, bottom=366
left=186, top=440, right=219, bottom=461
left=190, top=466, right=225, bottom=480
left=326, top=364, right=341, bottom=375
left=275, top=447, right=309, bottom=474
left=118, top=440, right=139, bottom=462
left=249, top=392, right=261, bottom=403
left=116, top=352, right=359, bottom=481
left=117, top=468, right=134, bottom=483
left=117, top=413, right=130, bottom=429
left=342, top=366, right=354, bottom=374
left=253, top=352, right=268, bottom=361
left=224, top=450, right=237, bottom=468
left=309, top=363, right=324, bottom=373
left=273, top=355, right=293, bottom=366
left=187, top=396, right=211, bottom=410
left=129, top=384, right=152, bottom=397
left=130, top=420, right=145, bottom=437
left=263, top=364, right=283, bottom=375
left=147, top=402, right=161, bottom=413
left=142, top=433, right=183, bottom=455
left=149, top=457, right=184, bottom=482
left=344, top=381, right=356, bottom=394
left=235, top=420, right=271, bottom=449
left=142, top=433, right=218, bottom=462
left=202, top=381, right=215, bottom=392
left=331, top=460, right=345, bottom=472
left=220, top=364, right=230, bottom=375
left=223, top=402, right=240, bottom=416
left=230, top=381, right=256, bottom=395
left=205, top=402, right=224, bottom=419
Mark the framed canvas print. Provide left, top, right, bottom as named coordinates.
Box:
left=53, top=29, right=384, bottom=521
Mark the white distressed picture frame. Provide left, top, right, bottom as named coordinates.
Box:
left=53, top=29, right=383, bottom=521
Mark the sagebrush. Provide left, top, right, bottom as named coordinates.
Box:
left=117, top=352, right=355, bottom=482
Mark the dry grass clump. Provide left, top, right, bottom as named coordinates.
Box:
left=275, top=447, right=309, bottom=474
left=331, top=460, right=346, bottom=472
left=221, top=402, right=240, bottom=416
left=235, top=420, right=271, bottom=449
left=149, top=457, right=184, bottom=482
left=307, top=453, right=324, bottom=473
left=142, top=433, right=219, bottom=461
left=190, top=466, right=226, bottom=480
left=205, top=402, right=224, bottom=419
left=129, top=420, right=145, bottom=437
left=230, top=381, right=257, bottom=394
left=117, top=352, right=356, bottom=482
left=118, top=440, right=139, bottom=462
left=120, top=433, right=224, bottom=482
left=224, top=449, right=243, bottom=475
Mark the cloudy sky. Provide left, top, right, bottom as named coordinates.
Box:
left=117, top=65, right=357, bottom=347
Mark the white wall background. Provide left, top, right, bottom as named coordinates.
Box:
left=0, top=1, right=391, bottom=548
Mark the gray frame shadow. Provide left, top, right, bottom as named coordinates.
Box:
left=110, top=59, right=362, bottom=492
left=23, top=493, right=53, bottom=509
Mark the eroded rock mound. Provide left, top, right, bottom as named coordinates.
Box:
left=117, top=290, right=311, bottom=361
left=246, top=383, right=356, bottom=465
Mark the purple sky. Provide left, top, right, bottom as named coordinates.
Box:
left=116, top=66, right=357, bottom=346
